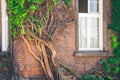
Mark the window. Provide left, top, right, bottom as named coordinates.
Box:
left=78, top=0, right=103, bottom=51
left=0, top=0, right=8, bottom=52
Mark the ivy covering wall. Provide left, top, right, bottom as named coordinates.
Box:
left=83, top=0, right=120, bottom=80
left=8, top=0, right=77, bottom=80
left=7, top=0, right=120, bottom=80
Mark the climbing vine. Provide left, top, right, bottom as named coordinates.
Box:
left=82, top=0, right=120, bottom=80
left=8, top=0, right=73, bottom=37
left=8, top=0, right=76, bottom=80
left=9, top=0, right=120, bottom=80
left=8, top=0, right=47, bottom=37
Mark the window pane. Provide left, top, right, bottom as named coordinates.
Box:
left=90, top=2, right=94, bottom=12
left=79, top=17, right=87, bottom=48
left=90, top=0, right=99, bottom=12
left=90, top=18, right=99, bottom=48
left=79, top=0, right=88, bottom=13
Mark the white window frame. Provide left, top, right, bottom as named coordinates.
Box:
left=1, top=0, right=8, bottom=52
left=78, top=0, right=103, bottom=51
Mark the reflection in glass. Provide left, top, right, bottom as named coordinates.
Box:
left=90, top=0, right=99, bottom=12
left=79, top=0, right=88, bottom=13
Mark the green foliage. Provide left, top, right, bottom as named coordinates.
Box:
left=28, top=0, right=43, bottom=4
left=63, top=0, right=72, bottom=6
left=109, top=0, right=120, bottom=32
left=53, top=0, right=59, bottom=4
left=103, top=0, right=120, bottom=77
left=99, top=1, right=120, bottom=79
left=53, top=0, right=71, bottom=6
left=82, top=75, right=104, bottom=80
left=8, top=0, right=33, bottom=37
left=8, top=0, right=49, bottom=37
left=29, top=4, right=38, bottom=11
left=111, top=35, right=119, bottom=49
left=107, top=75, right=113, bottom=80
left=8, top=0, right=72, bottom=38
left=82, top=0, right=120, bottom=80
left=0, top=64, right=2, bottom=69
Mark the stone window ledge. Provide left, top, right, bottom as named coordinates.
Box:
left=74, top=51, right=112, bottom=57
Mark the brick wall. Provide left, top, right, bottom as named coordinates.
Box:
left=13, top=0, right=112, bottom=78
left=54, top=0, right=112, bottom=76
left=14, top=38, right=43, bottom=77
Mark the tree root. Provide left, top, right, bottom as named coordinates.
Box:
left=57, top=61, right=81, bottom=80
left=21, top=34, right=80, bottom=80
left=20, top=35, right=55, bottom=80
left=27, top=28, right=56, bottom=67
left=41, top=43, right=54, bottom=80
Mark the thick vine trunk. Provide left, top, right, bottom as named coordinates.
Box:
left=21, top=35, right=55, bottom=80
left=41, top=44, right=54, bottom=80
left=18, top=1, right=77, bottom=80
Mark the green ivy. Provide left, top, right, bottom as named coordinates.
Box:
left=102, top=0, right=120, bottom=79
left=111, top=35, right=119, bottom=49
left=109, top=0, right=120, bottom=32
left=8, top=0, right=72, bottom=38
left=83, top=0, right=120, bottom=80
left=63, top=0, right=71, bottom=6
left=82, top=75, right=104, bottom=80
left=8, top=0, right=43, bottom=37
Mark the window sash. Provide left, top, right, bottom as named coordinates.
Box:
left=78, top=14, right=102, bottom=51
left=78, top=0, right=103, bottom=51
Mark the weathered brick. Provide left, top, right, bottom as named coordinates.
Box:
left=13, top=0, right=112, bottom=78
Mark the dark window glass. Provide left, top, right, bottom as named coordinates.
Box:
left=79, top=0, right=88, bottom=13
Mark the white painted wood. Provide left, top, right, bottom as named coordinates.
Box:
left=1, top=0, right=8, bottom=52
left=87, top=17, right=90, bottom=49
left=99, top=0, right=103, bottom=51
left=88, top=0, right=90, bottom=13
left=78, top=13, right=99, bottom=17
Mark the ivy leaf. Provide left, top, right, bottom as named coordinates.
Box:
left=21, top=26, right=25, bottom=35
left=107, top=75, right=113, bottom=80
left=13, top=28, right=17, bottom=38
left=105, top=64, right=111, bottom=73
left=111, top=35, right=119, bottom=49
left=28, top=0, right=43, bottom=4
left=20, top=0, right=25, bottom=8
left=63, top=0, right=72, bottom=6
left=29, top=4, right=38, bottom=11
left=0, top=64, right=2, bottom=68
left=113, top=66, right=120, bottom=73
left=53, top=0, right=59, bottom=4
left=98, top=59, right=107, bottom=64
